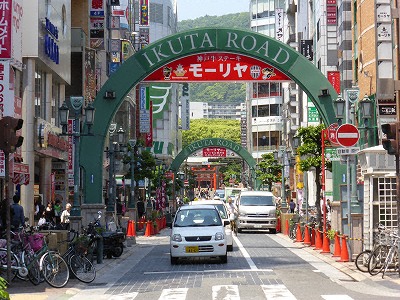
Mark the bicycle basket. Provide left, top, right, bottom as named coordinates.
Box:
left=73, top=236, right=90, bottom=255
left=27, top=233, right=44, bottom=252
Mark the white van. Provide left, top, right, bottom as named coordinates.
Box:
left=236, top=191, right=277, bottom=233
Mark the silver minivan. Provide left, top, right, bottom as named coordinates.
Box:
left=236, top=191, right=277, bottom=233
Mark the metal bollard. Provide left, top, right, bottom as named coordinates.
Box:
left=97, top=235, right=103, bottom=264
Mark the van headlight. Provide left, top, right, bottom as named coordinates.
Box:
left=270, top=212, right=276, bottom=217
left=215, top=232, right=224, bottom=240
left=171, top=234, right=182, bottom=242
left=239, top=212, right=246, bottom=217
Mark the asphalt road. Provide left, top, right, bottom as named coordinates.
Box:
left=8, top=229, right=400, bottom=300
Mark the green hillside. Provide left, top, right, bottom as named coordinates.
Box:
left=178, top=13, right=249, bottom=104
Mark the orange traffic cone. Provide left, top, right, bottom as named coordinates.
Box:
left=276, top=217, right=281, bottom=233
left=126, top=220, right=133, bottom=237
left=295, top=223, right=303, bottom=242
left=321, top=231, right=331, bottom=254
left=310, top=227, right=316, bottom=247
left=332, top=232, right=341, bottom=257
left=284, top=219, right=290, bottom=235
left=314, top=229, right=322, bottom=250
left=303, top=225, right=311, bottom=246
left=144, top=220, right=152, bottom=237
left=338, top=235, right=350, bottom=262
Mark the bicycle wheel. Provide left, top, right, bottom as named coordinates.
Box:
left=42, top=252, right=69, bottom=288
left=25, top=251, right=41, bottom=285
left=355, top=250, right=371, bottom=273
left=69, top=254, right=96, bottom=283
left=368, top=245, right=389, bottom=276
left=0, top=248, right=19, bottom=281
left=382, top=246, right=398, bottom=279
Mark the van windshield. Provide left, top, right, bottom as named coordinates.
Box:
left=240, top=195, right=275, bottom=206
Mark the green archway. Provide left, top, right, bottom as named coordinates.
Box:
left=81, top=27, right=338, bottom=204
left=169, top=138, right=259, bottom=188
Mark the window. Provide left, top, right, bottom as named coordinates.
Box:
left=150, top=3, right=163, bottom=24
left=35, top=69, right=46, bottom=118
left=373, top=177, right=397, bottom=229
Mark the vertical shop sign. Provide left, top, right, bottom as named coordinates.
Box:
left=140, top=0, right=149, bottom=26
left=300, top=40, right=313, bottom=61
left=0, top=61, right=14, bottom=117
left=275, top=8, right=284, bottom=42
left=326, top=0, right=337, bottom=25
left=12, top=0, right=23, bottom=68
left=90, top=0, right=105, bottom=17
left=0, top=0, right=12, bottom=59
left=84, top=48, right=96, bottom=102
left=145, top=102, right=153, bottom=147
left=327, top=71, right=341, bottom=94
left=67, top=119, right=74, bottom=187
left=139, top=86, right=150, bottom=133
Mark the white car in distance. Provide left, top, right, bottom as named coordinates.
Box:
left=189, top=199, right=234, bottom=251
left=170, top=205, right=229, bottom=264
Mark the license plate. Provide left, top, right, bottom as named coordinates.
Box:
left=186, top=246, right=199, bottom=253
left=254, top=224, right=262, bottom=228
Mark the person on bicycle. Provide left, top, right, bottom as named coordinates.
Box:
left=226, top=197, right=238, bottom=232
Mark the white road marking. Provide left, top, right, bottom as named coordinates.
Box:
left=159, top=288, right=188, bottom=300
left=212, top=285, right=240, bottom=300
left=109, top=293, right=139, bottom=300
left=261, top=284, right=297, bottom=299
left=233, top=235, right=258, bottom=270
left=322, top=296, right=354, bottom=300
left=144, top=269, right=273, bottom=275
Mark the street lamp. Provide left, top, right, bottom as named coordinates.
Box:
left=334, top=94, right=345, bottom=125
left=359, top=94, right=373, bottom=127
left=107, top=125, right=126, bottom=213
left=59, top=97, right=95, bottom=216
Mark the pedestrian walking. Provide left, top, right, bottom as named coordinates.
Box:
left=54, top=199, right=62, bottom=226
left=60, top=203, right=72, bottom=230
left=11, top=195, right=25, bottom=229
left=289, top=199, right=296, bottom=213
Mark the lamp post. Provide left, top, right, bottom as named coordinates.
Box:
left=107, top=125, right=125, bottom=213
left=59, top=97, right=95, bottom=217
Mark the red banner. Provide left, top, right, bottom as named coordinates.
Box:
left=202, top=147, right=227, bottom=157
left=144, top=52, right=291, bottom=82
left=0, top=1, right=12, bottom=59
left=327, top=71, right=340, bottom=94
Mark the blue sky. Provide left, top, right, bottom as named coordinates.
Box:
left=177, top=0, right=250, bottom=21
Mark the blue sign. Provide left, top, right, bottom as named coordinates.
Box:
left=44, top=17, right=60, bottom=64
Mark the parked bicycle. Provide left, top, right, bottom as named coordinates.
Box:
left=354, top=223, right=388, bottom=273
left=60, top=230, right=96, bottom=283
left=0, top=226, right=70, bottom=288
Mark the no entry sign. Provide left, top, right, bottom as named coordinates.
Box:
left=336, top=124, right=359, bottom=147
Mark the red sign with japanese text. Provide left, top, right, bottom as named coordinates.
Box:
left=202, top=147, right=227, bottom=157
left=143, top=52, right=291, bottom=82
left=0, top=0, right=12, bottom=59
left=327, top=71, right=341, bottom=94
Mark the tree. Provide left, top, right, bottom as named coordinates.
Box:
left=219, top=161, right=242, bottom=186
left=182, top=119, right=240, bottom=148
left=295, top=124, right=331, bottom=227
left=256, top=153, right=281, bottom=192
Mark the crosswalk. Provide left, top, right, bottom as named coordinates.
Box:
left=107, top=284, right=355, bottom=300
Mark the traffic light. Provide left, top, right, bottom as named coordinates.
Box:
left=381, top=122, right=400, bottom=155
left=0, top=116, right=24, bottom=153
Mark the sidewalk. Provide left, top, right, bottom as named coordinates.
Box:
left=276, top=232, right=400, bottom=292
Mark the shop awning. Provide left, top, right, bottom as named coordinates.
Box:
left=12, top=163, right=30, bottom=185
